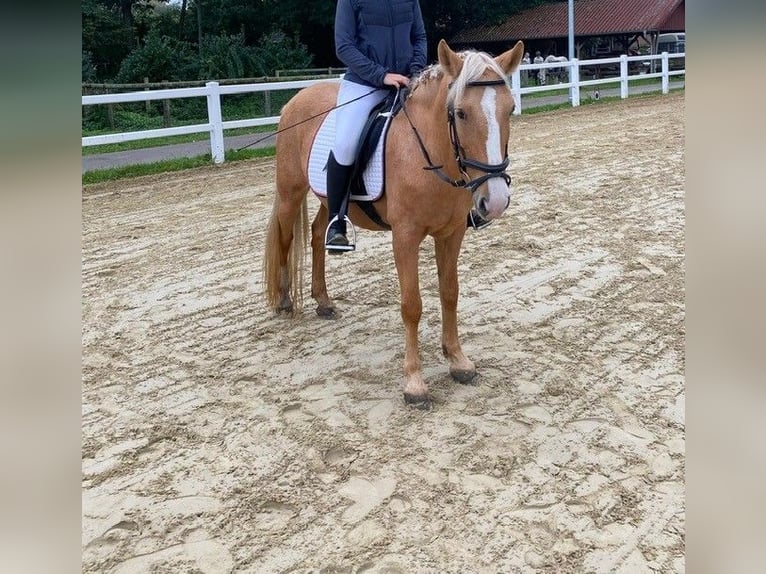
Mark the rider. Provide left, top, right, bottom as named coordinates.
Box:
left=325, top=0, right=428, bottom=253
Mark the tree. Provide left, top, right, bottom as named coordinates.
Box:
left=83, top=0, right=563, bottom=84
left=261, top=0, right=335, bottom=67
left=115, top=31, right=196, bottom=83
left=178, top=0, right=188, bottom=40
left=82, top=51, right=97, bottom=82
left=197, top=33, right=257, bottom=80
left=82, top=0, right=134, bottom=80
left=252, top=31, right=314, bottom=77
left=132, top=0, right=177, bottom=44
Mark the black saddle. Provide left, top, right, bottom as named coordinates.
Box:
left=330, top=90, right=402, bottom=230
left=348, top=90, right=402, bottom=198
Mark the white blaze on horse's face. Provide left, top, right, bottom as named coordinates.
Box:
left=479, top=87, right=512, bottom=220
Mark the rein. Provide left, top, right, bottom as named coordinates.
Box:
left=400, top=79, right=512, bottom=194
left=237, top=87, right=380, bottom=152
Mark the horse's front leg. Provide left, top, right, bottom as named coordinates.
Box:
left=392, top=229, right=429, bottom=407
left=310, top=203, right=336, bottom=318
left=435, top=230, right=477, bottom=384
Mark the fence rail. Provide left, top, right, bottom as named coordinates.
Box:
left=82, top=52, right=684, bottom=165
left=275, top=67, right=347, bottom=77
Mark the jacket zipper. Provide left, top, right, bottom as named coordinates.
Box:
left=387, top=1, right=396, bottom=69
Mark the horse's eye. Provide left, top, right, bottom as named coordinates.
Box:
left=455, top=109, right=466, bottom=120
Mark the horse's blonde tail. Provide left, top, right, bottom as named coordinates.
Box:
left=263, top=190, right=309, bottom=313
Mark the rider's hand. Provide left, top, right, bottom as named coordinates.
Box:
left=383, top=73, right=410, bottom=88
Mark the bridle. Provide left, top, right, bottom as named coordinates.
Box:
left=400, top=78, right=512, bottom=195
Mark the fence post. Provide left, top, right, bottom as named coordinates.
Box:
left=661, top=52, right=670, bottom=94
left=105, top=86, right=115, bottom=129
left=620, top=55, right=629, bottom=99
left=511, top=69, right=522, bottom=115
left=162, top=80, right=171, bottom=128
left=206, top=81, right=225, bottom=164
left=264, top=90, right=272, bottom=116
left=570, top=58, right=580, bottom=107
left=144, top=77, right=151, bottom=113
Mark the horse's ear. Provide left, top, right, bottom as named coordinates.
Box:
left=496, top=41, right=525, bottom=75
left=438, top=39, right=464, bottom=78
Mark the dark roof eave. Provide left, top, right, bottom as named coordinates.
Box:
left=455, top=28, right=665, bottom=43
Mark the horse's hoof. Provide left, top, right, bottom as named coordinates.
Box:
left=315, top=305, right=338, bottom=319
left=277, top=304, right=293, bottom=315
left=450, top=369, right=478, bottom=385
left=403, top=393, right=431, bottom=410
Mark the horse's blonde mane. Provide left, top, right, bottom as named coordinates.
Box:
left=409, top=50, right=510, bottom=105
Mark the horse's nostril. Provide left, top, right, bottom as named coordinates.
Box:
left=505, top=195, right=511, bottom=209
left=478, top=197, right=489, bottom=215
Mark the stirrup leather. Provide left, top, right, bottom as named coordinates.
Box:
left=325, top=215, right=357, bottom=252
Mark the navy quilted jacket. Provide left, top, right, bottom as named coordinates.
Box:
left=335, top=0, right=428, bottom=88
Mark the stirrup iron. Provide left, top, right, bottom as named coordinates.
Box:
left=325, top=215, right=356, bottom=252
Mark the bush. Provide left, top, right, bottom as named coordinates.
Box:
left=82, top=104, right=111, bottom=132
left=112, top=109, right=164, bottom=131
left=171, top=98, right=209, bottom=122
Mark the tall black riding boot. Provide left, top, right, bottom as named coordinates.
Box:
left=325, top=151, right=354, bottom=252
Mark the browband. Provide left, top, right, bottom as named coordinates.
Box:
left=465, top=79, right=508, bottom=87
left=447, top=78, right=508, bottom=89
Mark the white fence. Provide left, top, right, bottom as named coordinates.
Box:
left=511, top=52, right=685, bottom=115
left=81, top=52, right=684, bottom=165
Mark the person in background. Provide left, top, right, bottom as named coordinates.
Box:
left=325, top=0, right=427, bottom=253
left=521, top=51, right=531, bottom=84
left=533, top=51, right=545, bottom=85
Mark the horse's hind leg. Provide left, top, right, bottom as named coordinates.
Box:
left=435, top=231, right=477, bottom=384
left=310, top=203, right=336, bottom=318
left=264, top=182, right=308, bottom=315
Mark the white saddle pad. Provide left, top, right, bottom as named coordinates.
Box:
left=307, top=106, right=395, bottom=202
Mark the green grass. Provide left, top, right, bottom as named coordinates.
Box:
left=82, top=125, right=275, bottom=155
left=82, top=146, right=275, bottom=185
left=522, top=86, right=684, bottom=115
left=523, top=74, right=684, bottom=99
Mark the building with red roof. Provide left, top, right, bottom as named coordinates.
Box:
left=451, top=0, right=684, bottom=60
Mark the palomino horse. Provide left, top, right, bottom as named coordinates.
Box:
left=264, top=39, right=524, bottom=407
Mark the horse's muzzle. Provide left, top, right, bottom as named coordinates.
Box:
left=476, top=181, right=512, bottom=220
